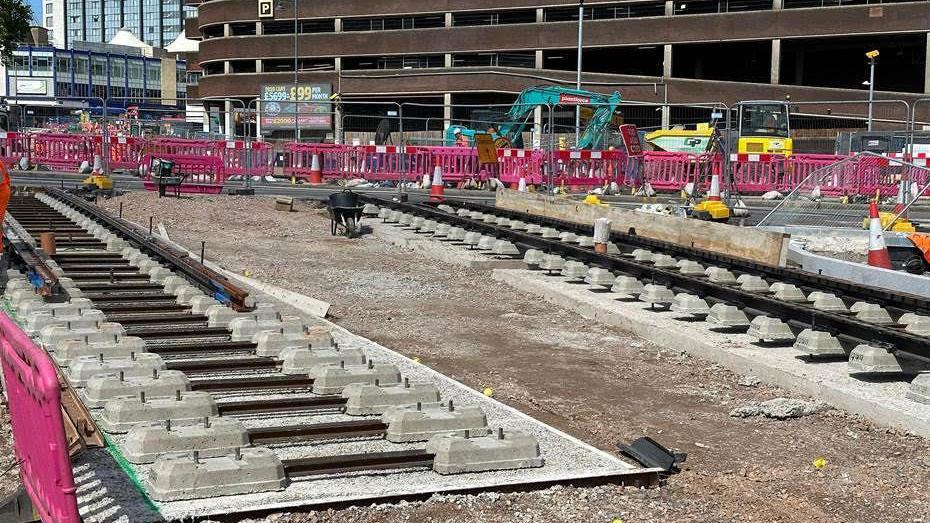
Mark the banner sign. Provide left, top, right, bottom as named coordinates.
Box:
left=260, top=84, right=332, bottom=131
left=559, top=93, right=591, bottom=105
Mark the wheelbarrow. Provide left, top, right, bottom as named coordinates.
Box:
left=327, top=190, right=364, bottom=238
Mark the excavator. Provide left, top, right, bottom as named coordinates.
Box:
left=445, top=86, right=622, bottom=150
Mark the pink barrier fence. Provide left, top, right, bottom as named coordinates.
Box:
left=32, top=133, right=94, bottom=171
left=498, top=149, right=546, bottom=185
left=10, top=132, right=930, bottom=196
left=221, top=140, right=274, bottom=178
left=0, top=312, right=81, bottom=523
left=93, top=135, right=147, bottom=171
left=0, top=132, right=32, bottom=167
left=141, top=153, right=226, bottom=194
left=550, top=149, right=626, bottom=188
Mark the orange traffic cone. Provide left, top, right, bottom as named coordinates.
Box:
left=309, top=154, right=323, bottom=184
left=707, top=174, right=722, bottom=201
left=867, top=201, right=893, bottom=269
left=429, top=161, right=444, bottom=202
left=893, top=180, right=907, bottom=218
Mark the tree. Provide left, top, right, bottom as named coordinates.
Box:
left=0, top=0, right=33, bottom=66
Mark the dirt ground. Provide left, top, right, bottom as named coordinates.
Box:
left=41, top=192, right=924, bottom=522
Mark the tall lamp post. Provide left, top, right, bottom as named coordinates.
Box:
left=865, top=49, right=879, bottom=132
left=277, top=1, right=300, bottom=141
left=575, top=0, right=584, bottom=145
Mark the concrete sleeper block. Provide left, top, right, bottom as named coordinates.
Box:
left=706, top=303, right=750, bottom=328
left=905, top=374, right=930, bottom=404
left=538, top=255, right=565, bottom=272
left=651, top=254, right=678, bottom=268
left=670, top=294, right=710, bottom=317
left=41, top=323, right=126, bottom=352
left=98, top=391, right=218, bottom=434
left=67, top=353, right=166, bottom=387
left=280, top=347, right=366, bottom=375
left=124, top=417, right=250, bottom=464
left=82, top=370, right=191, bottom=409
left=793, top=329, right=846, bottom=357
left=611, top=276, right=644, bottom=297
left=848, top=345, right=927, bottom=375
left=852, top=303, right=895, bottom=325
left=523, top=249, right=544, bottom=267
left=583, top=267, right=615, bottom=287
left=343, top=381, right=441, bottom=416
left=427, top=431, right=544, bottom=475
left=771, top=283, right=807, bottom=303
left=56, top=336, right=147, bottom=366
left=560, top=261, right=588, bottom=280
left=384, top=402, right=489, bottom=443
left=312, top=363, right=402, bottom=395
left=145, top=448, right=287, bottom=502
left=747, top=316, right=796, bottom=343
left=639, top=284, right=674, bottom=307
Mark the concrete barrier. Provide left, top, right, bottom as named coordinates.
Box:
left=495, top=189, right=790, bottom=266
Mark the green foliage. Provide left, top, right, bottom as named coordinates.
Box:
left=0, top=0, right=33, bottom=66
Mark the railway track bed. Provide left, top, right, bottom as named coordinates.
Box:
left=1, top=190, right=657, bottom=522
left=361, top=196, right=930, bottom=438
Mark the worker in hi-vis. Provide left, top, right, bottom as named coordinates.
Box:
left=0, top=159, right=10, bottom=243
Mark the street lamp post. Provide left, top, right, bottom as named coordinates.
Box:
left=575, top=0, right=584, bottom=145
left=293, top=0, right=299, bottom=142
left=866, top=49, right=879, bottom=132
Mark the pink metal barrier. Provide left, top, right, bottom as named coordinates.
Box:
left=498, top=149, right=546, bottom=185
left=550, top=150, right=626, bottom=189
left=729, top=153, right=784, bottom=194
left=93, top=135, right=146, bottom=171
left=283, top=142, right=342, bottom=181
left=220, top=140, right=274, bottom=178
left=32, top=133, right=94, bottom=171
left=0, top=312, right=81, bottom=523
left=141, top=153, right=226, bottom=194
left=148, top=137, right=217, bottom=158
left=0, top=132, right=32, bottom=167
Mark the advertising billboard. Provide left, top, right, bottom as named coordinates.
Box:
left=260, top=84, right=332, bottom=131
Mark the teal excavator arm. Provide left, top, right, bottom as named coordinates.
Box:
left=445, top=85, right=622, bottom=149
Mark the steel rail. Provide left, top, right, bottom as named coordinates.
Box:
left=282, top=449, right=434, bottom=478
left=217, top=396, right=348, bottom=415
left=450, top=199, right=930, bottom=316
left=363, top=196, right=930, bottom=362
left=249, top=420, right=388, bottom=445
left=45, top=188, right=253, bottom=311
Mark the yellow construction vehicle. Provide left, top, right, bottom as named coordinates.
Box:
left=737, top=101, right=793, bottom=156
left=82, top=172, right=114, bottom=194
left=644, top=123, right=714, bottom=153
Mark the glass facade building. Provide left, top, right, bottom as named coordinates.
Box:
left=4, top=45, right=187, bottom=107
left=60, top=0, right=187, bottom=48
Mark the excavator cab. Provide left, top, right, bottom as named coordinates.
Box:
left=737, top=101, right=792, bottom=156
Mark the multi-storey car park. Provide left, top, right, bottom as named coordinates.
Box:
left=181, top=0, right=930, bottom=146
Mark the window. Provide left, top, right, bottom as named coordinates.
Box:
left=56, top=57, right=71, bottom=75
left=12, top=55, right=28, bottom=73
left=128, top=61, right=143, bottom=80
left=110, top=61, right=124, bottom=80
left=74, top=56, right=89, bottom=76
left=32, top=56, right=52, bottom=73
left=92, top=57, right=106, bottom=77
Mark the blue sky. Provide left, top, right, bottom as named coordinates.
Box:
left=27, top=0, right=42, bottom=23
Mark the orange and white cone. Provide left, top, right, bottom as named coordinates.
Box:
left=422, top=172, right=432, bottom=189
left=430, top=162, right=444, bottom=202
left=707, top=174, right=722, bottom=201
left=309, top=154, right=323, bottom=184
left=893, top=180, right=908, bottom=218
left=867, top=201, right=893, bottom=269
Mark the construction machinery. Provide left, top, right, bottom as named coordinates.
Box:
left=737, top=101, right=793, bottom=156
left=445, top=86, right=622, bottom=149
left=644, top=124, right=715, bottom=153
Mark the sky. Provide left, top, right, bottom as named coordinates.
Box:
left=27, top=0, right=42, bottom=23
